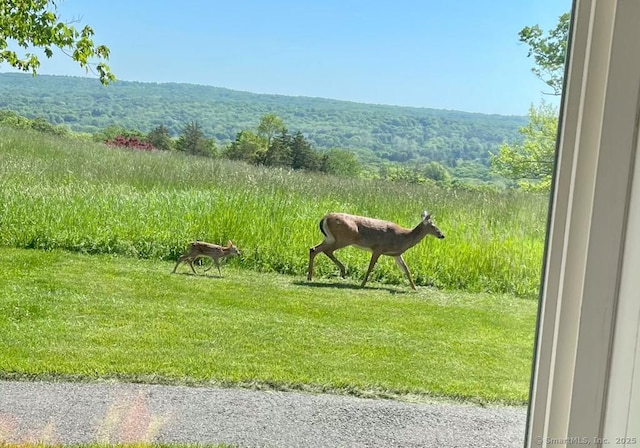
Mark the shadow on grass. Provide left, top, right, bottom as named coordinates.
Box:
left=293, top=280, right=409, bottom=294
left=171, top=271, right=223, bottom=279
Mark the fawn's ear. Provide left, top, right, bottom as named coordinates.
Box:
left=227, top=240, right=233, bottom=247
left=421, top=211, right=430, bottom=221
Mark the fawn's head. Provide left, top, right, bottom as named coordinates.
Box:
left=421, top=211, right=445, bottom=239
left=226, top=240, right=241, bottom=256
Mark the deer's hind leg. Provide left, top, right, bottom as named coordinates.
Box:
left=361, top=252, right=382, bottom=288
left=307, top=243, right=322, bottom=281
left=324, top=250, right=347, bottom=278
left=308, top=242, right=347, bottom=281
left=187, top=257, right=198, bottom=275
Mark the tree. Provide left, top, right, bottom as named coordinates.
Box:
left=93, top=125, right=145, bottom=142
left=30, top=116, right=69, bottom=136
left=421, top=161, right=451, bottom=183
left=223, top=130, right=265, bottom=163
left=290, top=131, right=319, bottom=171
left=490, top=102, right=558, bottom=191
left=147, top=125, right=174, bottom=151
left=519, top=12, right=570, bottom=96
left=264, top=129, right=292, bottom=167
left=320, top=148, right=362, bottom=177
left=0, top=0, right=115, bottom=84
left=491, top=12, right=569, bottom=191
left=257, top=113, right=285, bottom=149
left=0, top=110, right=68, bottom=136
left=176, top=121, right=215, bottom=157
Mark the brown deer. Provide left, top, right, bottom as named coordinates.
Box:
left=307, top=211, right=444, bottom=290
left=172, top=240, right=240, bottom=276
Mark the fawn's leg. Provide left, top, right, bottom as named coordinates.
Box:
left=188, top=258, right=198, bottom=275
left=172, top=255, right=188, bottom=273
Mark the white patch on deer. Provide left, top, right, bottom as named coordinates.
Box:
left=321, top=217, right=336, bottom=245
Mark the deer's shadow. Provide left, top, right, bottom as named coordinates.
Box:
left=172, top=272, right=224, bottom=279
left=293, top=280, right=409, bottom=295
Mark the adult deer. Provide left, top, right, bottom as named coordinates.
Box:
left=172, top=240, right=240, bottom=276
left=307, top=211, right=444, bottom=290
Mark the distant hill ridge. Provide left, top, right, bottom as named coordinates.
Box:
left=0, top=72, right=525, bottom=166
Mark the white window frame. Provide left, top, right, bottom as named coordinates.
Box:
left=526, top=0, right=640, bottom=446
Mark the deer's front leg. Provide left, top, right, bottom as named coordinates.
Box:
left=394, top=255, right=417, bottom=290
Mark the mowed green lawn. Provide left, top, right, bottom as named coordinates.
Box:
left=0, top=247, right=538, bottom=404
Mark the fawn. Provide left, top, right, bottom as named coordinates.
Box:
left=172, top=240, right=240, bottom=276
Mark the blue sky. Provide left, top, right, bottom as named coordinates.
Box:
left=8, top=0, right=570, bottom=115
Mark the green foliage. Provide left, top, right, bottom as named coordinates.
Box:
left=451, top=160, right=493, bottom=182
left=490, top=102, right=558, bottom=191
left=0, top=108, right=68, bottom=136
left=486, top=11, right=569, bottom=191
left=257, top=112, right=285, bottom=148
left=519, top=12, right=570, bottom=95
left=223, top=130, right=266, bottom=163
left=377, top=163, right=454, bottom=187
left=0, top=128, right=548, bottom=297
left=321, top=148, right=362, bottom=177
left=290, top=131, right=320, bottom=171
left=93, top=124, right=146, bottom=142
left=176, top=121, right=216, bottom=157
left=226, top=116, right=325, bottom=173
left=421, top=161, right=451, bottom=183
left=264, top=129, right=293, bottom=167
left=0, top=0, right=115, bottom=84
left=147, top=124, right=174, bottom=151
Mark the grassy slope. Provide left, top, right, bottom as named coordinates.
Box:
left=0, top=247, right=537, bottom=405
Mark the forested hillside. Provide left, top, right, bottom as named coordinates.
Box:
left=0, top=73, right=525, bottom=169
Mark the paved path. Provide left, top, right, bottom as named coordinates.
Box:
left=0, top=380, right=527, bottom=447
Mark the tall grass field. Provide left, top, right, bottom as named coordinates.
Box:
left=0, top=128, right=548, bottom=297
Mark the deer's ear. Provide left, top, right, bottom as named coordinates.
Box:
left=422, top=211, right=430, bottom=221
left=227, top=240, right=233, bottom=246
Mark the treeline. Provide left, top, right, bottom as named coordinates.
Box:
left=0, top=73, right=526, bottom=170
left=1, top=108, right=508, bottom=186
left=100, top=113, right=362, bottom=177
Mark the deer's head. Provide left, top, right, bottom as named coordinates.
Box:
left=226, top=240, right=241, bottom=256
left=421, top=211, right=445, bottom=239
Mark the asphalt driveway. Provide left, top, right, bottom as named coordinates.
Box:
left=0, top=380, right=527, bottom=447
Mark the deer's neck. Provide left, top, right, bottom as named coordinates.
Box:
left=402, top=222, right=429, bottom=249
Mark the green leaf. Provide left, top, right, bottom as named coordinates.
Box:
left=0, top=0, right=115, bottom=84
